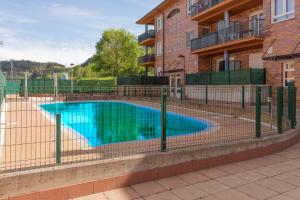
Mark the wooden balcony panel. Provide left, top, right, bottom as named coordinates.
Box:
left=139, top=38, right=155, bottom=46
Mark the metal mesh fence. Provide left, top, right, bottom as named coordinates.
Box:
left=0, top=85, right=295, bottom=173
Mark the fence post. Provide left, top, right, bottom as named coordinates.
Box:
left=256, top=87, right=261, bottom=138
left=205, top=85, right=208, bottom=104
left=56, top=114, right=61, bottom=165
left=242, top=85, right=245, bottom=109
left=277, top=86, right=283, bottom=134
left=180, top=86, right=183, bottom=101
left=24, top=72, right=28, bottom=100
left=54, top=74, right=58, bottom=100
left=161, top=86, right=167, bottom=152
left=288, top=86, right=297, bottom=129
left=268, top=86, right=272, bottom=114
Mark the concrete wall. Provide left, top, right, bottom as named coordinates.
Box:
left=1, top=128, right=299, bottom=199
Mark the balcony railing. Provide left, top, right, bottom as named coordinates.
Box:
left=138, top=30, right=155, bottom=44
left=138, top=54, right=155, bottom=66
left=191, top=19, right=264, bottom=52
left=191, top=0, right=224, bottom=17
left=186, top=68, right=265, bottom=85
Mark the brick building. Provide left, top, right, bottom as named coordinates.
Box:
left=137, top=0, right=298, bottom=99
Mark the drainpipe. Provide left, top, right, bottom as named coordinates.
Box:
left=224, top=11, right=230, bottom=71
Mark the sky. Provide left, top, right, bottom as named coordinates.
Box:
left=0, top=0, right=162, bottom=66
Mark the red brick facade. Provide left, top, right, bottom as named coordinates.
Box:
left=138, top=0, right=299, bottom=95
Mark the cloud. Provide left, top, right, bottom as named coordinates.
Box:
left=47, top=3, right=97, bottom=18
left=0, top=11, right=39, bottom=24
left=0, top=27, right=93, bottom=65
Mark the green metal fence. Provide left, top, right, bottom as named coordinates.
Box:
left=186, top=69, right=265, bottom=85
left=0, top=84, right=296, bottom=173
left=117, top=76, right=169, bottom=85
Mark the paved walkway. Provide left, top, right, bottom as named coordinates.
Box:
left=74, top=141, right=300, bottom=200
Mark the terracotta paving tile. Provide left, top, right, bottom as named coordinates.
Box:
left=274, top=173, right=300, bottom=187
left=233, top=161, right=261, bottom=171
left=284, top=187, right=300, bottom=200
left=178, top=172, right=210, bottom=184
left=198, top=168, right=229, bottom=179
left=201, top=196, right=221, bottom=200
left=104, top=188, right=140, bottom=200
left=171, top=185, right=208, bottom=200
left=144, top=191, right=181, bottom=200
left=216, top=175, right=249, bottom=188
left=253, top=166, right=283, bottom=177
left=255, top=177, right=296, bottom=193
left=216, top=164, right=246, bottom=175
left=130, top=181, right=165, bottom=197
left=282, top=159, right=300, bottom=167
left=268, top=163, right=299, bottom=172
left=267, top=194, right=297, bottom=200
left=236, top=171, right=267, bottom=182
left=156, top=176, right=188, bottom=190
left=250, top=157, right=277, bottom=166
left=265, top=154, right=290, bottom=163
left=213, top=189, right=256, bottom=200
left=236, top=183, right=278, bottom=200
left=72, top=193, right=107, bottom=200
left=194, top=180, right=229, bottom=194
left=289, top=169, right=300, bottom=177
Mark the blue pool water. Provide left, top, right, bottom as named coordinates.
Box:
left=40, top=101, right=212, bottom=147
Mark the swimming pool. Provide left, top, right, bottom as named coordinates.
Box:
left=40, top=101, right=212, bottom=147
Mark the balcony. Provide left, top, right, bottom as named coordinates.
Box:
left=138, top=54, right=155, bottom=67
left=191, top=19, right=265, bottom=56
left=191, top=0, right=262, bottom=24
left=138, top=30, right=155, bottom=46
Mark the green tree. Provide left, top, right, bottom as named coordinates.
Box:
left=93, top=29, right=144, bottom=77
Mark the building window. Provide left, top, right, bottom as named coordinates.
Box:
left=283, top=62, right=295, bottom=86
left=272, top=0, right=295, bottom=23
left=156, top=42, right=162, bottom=56
left=187, top=0, right=195, bottom=16
left=186, top=31, right=196, bottom=47
left=156, top=15, right=163, bottom=32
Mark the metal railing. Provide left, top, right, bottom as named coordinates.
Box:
left=138, top=30, right=155, bottom=44
left=0, top=85, right=296, bottom=173
left=138, top=54, right=155, bottom=65
left=191, top=0, right=224, bottom=17
left=117, top=76, right=169, bottom=85
left=186, top=68, right=265, bottom=85
left=191, top=19, right=265, bottom=51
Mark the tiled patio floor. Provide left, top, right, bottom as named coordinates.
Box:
left=74, top=141, right=300, bottom=200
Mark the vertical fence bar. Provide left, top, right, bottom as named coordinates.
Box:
left=180, top=86, right=183, bottom=101
left=54, top=74, right=58, bottom=100
left=24, top=72, right=28, bottom=100
left=161, top=86, right=167, bottom=152
left=242, top=85, right=245, bottom=109
left=277, top=86, right=283, bottom=133
left=288, top=86, right=297, bottom=129
left=56, top=114, right=62, bottom=165
left=256, top=87, right=261, bottom=138
left=268, top=86, right=272, bottom=114
left=205, top=85, right=208, bottom=104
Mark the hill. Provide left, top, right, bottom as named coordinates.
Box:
left=0, top=60, right=67, bottom=78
